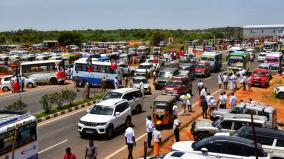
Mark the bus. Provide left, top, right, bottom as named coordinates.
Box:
left=265, top=52, right=283, bottom=74
left=72, top=58, right=123, bottom=88
left=20, top=60, right=66, bottom=84
left=0, top=111, right=38, bottom=159
left=227, top=51, right=250, bottom=75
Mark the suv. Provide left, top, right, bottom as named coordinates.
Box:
left=132, top=76, right=151, bottom=94
left=191, top=113, right=267, bottom=141
left=250, top=68, right=270, bottom=87
left=101, top=88, right=144, bottom=113
left=172, top=136, right=269, bottom=159
left=274, top=86, right=284, bottom=99
left=216, top=126, right=284, bottom=159
left=134, top=63, right=154, bottom=77
left=154, top=67, right=179, bottom=90
left=78, top=99, right=132, bottom=138
left=194, top=61, right=211, bottom=77
left=161, top=76, right=192, bottom=97
left=211, top=102, right=277, bottom=129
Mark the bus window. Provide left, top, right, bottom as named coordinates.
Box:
left=0, top=130, right=14, bottom=156
left=16, top=122, right=37, bottom=148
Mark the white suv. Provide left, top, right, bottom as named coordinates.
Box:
left=78, top=99, right=132, bottom=138
left=101, top=88, right=144, bottom=113
left=274, top=86, right=284, bottom=99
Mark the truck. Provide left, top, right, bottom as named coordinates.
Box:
left=227, top=51, right=250, bottom=75
left=265, top=52, right=283, bottom=74
left=200, top=51, right=222, bottom=72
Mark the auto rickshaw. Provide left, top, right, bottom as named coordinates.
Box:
left=153, top=95, right=176, bottom=126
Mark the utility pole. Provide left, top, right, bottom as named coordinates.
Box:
left=251, top=113, right=258, bottom=159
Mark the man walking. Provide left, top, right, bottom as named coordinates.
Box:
left=247, top=76, right=252, bottom=92
left=197, top=80, right=204, bottom=95
left=218, top=92, right=227, bottom=109
left=152, top=122, right=161, bottom=157
left=146, top=116, right=153, bottom=148
left=172, top=102, right=178, bottom=117
left=229, top=93, right=237, bottom=109
left=85, top=140, right=97, bottom=159
left=114, top=77, right=119, bottom=89
left=218, top=73, right=223, bottom=89
left=223, top=74, right=228, bottom=90
left=101, top=77, right=107, bottom=92
left=186, top=92, right=192, bottom=112
left=173, top=116, right=180, bottom=142
left=125, top=123, right=136, bottom=159
left=201, top=96, right=208, bottom=119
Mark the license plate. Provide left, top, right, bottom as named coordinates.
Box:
left=254, top=83, right=260, bottom=86
left=85, top=130, right=93, bottom=134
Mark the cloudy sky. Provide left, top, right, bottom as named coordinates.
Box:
left=0, top=0, right=283, bottom=31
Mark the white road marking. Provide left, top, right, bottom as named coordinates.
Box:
left=37, top=106, right=92, bottom=127
left=105, top=133, right=147, bottom=159
left=39, top=139, right=68, bottom=154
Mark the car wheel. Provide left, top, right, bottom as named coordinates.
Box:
left=106, top=125, right=114, bottom=138
left=135, top=105, right=142, bottom=114
left=195, top=132, right=210, bottom=141
left=27, top=82, right=33, bottom=88
left=50, top=77, right=58, bottom=85
left=278, top=92, right=284, bottom=99
left=2, top=87, right=9, bottom=92
left=79, top=132, right=86, bottom=138
left=125, top=117, right=132, bottom=128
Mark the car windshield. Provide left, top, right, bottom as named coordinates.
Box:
left=201, top=57, right=214, bottom=61
left=133, top=78, right=148, bottom=84
left=89, top=105, right=114, bottom=115
left=154, top=102, right=168, bottom=110
left=259, top=54, right=266, bottom=57
left=166, top=81, right=182, bottom=87
left=230, top=107, right=244, bottom=114
left=195, top=64, right=205, bottom=68
left=192, top=138, right=210, bottom=150
left=102, top=92, right=122, bottom=100
left=228, top=58, right=244, bottom=64
left=212, top=117, right=223, bottom=127
left=178, top=70, right=188, bottom=75
left=159, top=71, right=173, bottom=78
left=138, top=65, right=152, bottom=69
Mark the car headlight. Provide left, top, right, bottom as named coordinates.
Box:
left=96, top=122, right=107, bottom=126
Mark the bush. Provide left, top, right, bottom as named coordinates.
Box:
left=4, top=100, right=27, bottom=111
left=61, top=89, right=77, bottom=106
left=50, top=92, right=64, bottom=108
left=40, top=94, right=52, bottom=113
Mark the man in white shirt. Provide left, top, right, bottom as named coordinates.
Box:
left=223, top=74, right=228, bottom=90
left=200, top=87, right=207, bottom=98
left=229, top=93, right=237, bottom=109
left=125, top=123, right=136, bottom=159
left=139, top=81, right=144, bottom=96
left=173, top=116, right=180, bottom=142
left=114, top=77, right=119, bottom=89
left=146, top=116, right=154, bottom=148
left=197, top=80, right=204, bottom=94
left=218, top=92, right=227, bottom=109
left=172, top=102, right=178, bottom=117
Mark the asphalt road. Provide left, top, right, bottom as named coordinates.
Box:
left=37, top=59, right=260, bottom=159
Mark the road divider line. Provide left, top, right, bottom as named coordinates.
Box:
left=106, top=88, right=223, bottom=158
left=105, top=133, right=147, bottom=159
left=39, top=139, right=68, bottom=154
left=38, top=106, right=91, bottom=127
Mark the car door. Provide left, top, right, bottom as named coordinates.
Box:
left=122, top=92, right=135, bottom=111
left=221, top=142, right=250, bottom=159
left=113, top=104, right=125, bottom=128
left=133, top=90, right=144, bottom=110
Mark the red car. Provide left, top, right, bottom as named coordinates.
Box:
left=194, top=61, right=211, bottom=77
left=250, top=68, right=270, bottom=87
left=161, top=76, right=192, bottom=97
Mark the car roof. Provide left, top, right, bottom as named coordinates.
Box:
left=96, top=98, right=127, bottom=107
left=133, top=76, right=147, bottom=80
left=161, top=67, right=178, bottom=71
left=109, top=88, right=140, bottom=94
left=209, top=136, right=262, bottom=148
left=223, top=113, right=267, bottom=121
left=140, top=63, right=152, bottom=65
left=236, top=102, right=275, bottom=113
left=238, top=126, right=284, bottom=139
left=154, top=95, right=176, bottom=102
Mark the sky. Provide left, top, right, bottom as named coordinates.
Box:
left=0, top=0, right=283, bottom=31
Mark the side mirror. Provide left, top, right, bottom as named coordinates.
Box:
left=201, top=148, right=208, bottom=156
left=115, top=112, right=121, bottom=116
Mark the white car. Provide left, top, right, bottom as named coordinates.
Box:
left=132, top=76, right=151, bottom=94
left=0, top=76, right=37, bottom=92
left=142, top=151, right=212, bottom=159
left=257, top=52, right=268, bottom=62
left=134, top=63, right=155, bottom=77
left=172, top=136, right=269, bottom=159
left=274, top=86, right=284, bottom=99
left=101, top=88, right=144, bottom=113
left=78, top=99, right=132, bottom=138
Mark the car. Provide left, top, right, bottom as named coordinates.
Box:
left=179, top=63, right=195, bottom=79
left=257, top=52, right=268, bottom=62
left=0, top=75, right=37, bottom=92
left=194, top=61, right=211, bottom=77
left=132, top=76, right=151, bottom=94
left=250, top=68, right=270, bottom=87
left=211, top=102, right=277, bottom=129
left=142, top=151, right=212, bottom=159
left=172, top=136, right=269, bottom=159
left=258, top=63, right=272, bottom=78
left=161, top=76, right=192, bottom=98
left=274, top=86, right=284, bottom=99
left=119, top=63, right=136, bottom=76
left=191, top=114, right=268, bottom=141
left=101, top=88, right=144, bottom=113
left=78, top=99, right=132, bottom=138
left=215, top=126, right=284, bottom=158
left=154, top=67, right=179, bottom=90
left=134, top=63, right=155, bottom=77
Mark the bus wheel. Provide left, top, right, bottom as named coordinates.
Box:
left=50, top=78, right=58, bottom=85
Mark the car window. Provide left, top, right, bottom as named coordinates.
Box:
left=118, top=102, right=129, bottom=112
left=223, top=142, right=244, bottom=156
left=258, top=111, right=270, bottom=121
left=220, top=120, right=233, bottom=129
left=204, top=142, right=223, bottom=153
left=276, top=139, right=284, bottom=147
left=245, top=109, right=256, bottom=115
left=122, top=93, right=133, bottom=101
left=115, top=104, right=123, bottom=113
left=135, top=91, right=143, bottom=98
left=233, top=121, right=247, bottom=130
left=258, top=136, right=274, bottom=146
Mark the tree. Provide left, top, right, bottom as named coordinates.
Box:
left=40, top=94, right=52, bottom=113
left=57, top=31, right=82, bottom=46
left=4, top=100, right=27, bottom=111
left=61, top=89, right=76, bottom=106
left=151, top=31, right=166, bottom=46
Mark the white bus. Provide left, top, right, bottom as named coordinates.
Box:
left=0, top=111, right=38, bottom=159
left=72, top=58, right=123, bottom=88
left=20, top=60, right=66, bottom=84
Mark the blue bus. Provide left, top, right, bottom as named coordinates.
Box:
left=72, top=58, right=123, bottom=88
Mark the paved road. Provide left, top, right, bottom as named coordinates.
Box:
left=37, top=59, right=260, bottom=159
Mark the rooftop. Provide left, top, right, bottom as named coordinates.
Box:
left=243, top=24, right=284, bottom=29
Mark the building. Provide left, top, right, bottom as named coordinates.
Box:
left=243, top=24, right=284, bottom=40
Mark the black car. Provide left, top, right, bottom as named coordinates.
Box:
left=154, top=67, right=178, bottom=90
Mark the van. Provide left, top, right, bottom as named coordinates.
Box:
left=101, top=88, right=144, bottom=114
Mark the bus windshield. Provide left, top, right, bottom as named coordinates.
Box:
left=201, top=57, right=214, bottom=61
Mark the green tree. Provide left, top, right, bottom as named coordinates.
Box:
left=4, top=100, right=27, bottom=111
left=57, top=31, right=82, bottom=46
left=61, top=89, right=76, bottom=106
left=151, top=31, right=166, bottom=46
left=40, top=94, right=52, bottom=113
